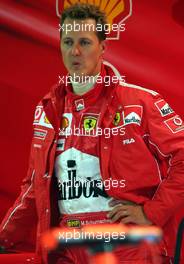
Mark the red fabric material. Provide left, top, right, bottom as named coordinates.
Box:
left=59, top=211, right=111, bottom=228
left=1, top=64, right=184, bottom=264
left=0, top=253, right=40, bottom=264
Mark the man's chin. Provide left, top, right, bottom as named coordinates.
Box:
left=69, top=70, right=88, bottom=79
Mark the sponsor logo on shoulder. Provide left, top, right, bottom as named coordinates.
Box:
left=155, top=99, right=174, bottom=117
left=33, top=128, right=47, bottom=140
left=33, top=106, right=53, bottom=129
left=34, top=106, right=43, bottom=123
left=122, top=105, right=143, bottom=126
left=164, top=115, right=184, bottom=133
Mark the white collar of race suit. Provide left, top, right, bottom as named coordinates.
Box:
left=71, top=72, right=100, bottom=96
left=70, top=61, right=121, bottom=96
left=103, top=60, right=121, bottom=79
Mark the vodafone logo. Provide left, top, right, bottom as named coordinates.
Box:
left=173, top=117, right=183, bottom=126
left=34, top=106, right=43, bottom=123
left=33, top=106, right=53, bottom=129
left=164, top=115, right=184, bottom=134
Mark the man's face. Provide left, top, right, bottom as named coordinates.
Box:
left=60, top=18, right=105, bottom=79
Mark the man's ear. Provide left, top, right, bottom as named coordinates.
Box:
left=101, top=40, right=107, bottom=53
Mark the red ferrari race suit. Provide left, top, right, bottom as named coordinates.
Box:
left=0, top=62, right=184, bottom=264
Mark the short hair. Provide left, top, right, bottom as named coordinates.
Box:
left=60, top=3, right=108, bottom=41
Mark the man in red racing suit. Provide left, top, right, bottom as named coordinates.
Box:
left=0, top=3, right=184, bottom=264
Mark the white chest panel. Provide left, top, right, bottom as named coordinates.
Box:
left=55, top=147, right=111, bottom=214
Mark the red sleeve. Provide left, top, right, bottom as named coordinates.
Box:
left=143, top=93, right=184, bottom=227
left=0, top=128, right=37, bottom=250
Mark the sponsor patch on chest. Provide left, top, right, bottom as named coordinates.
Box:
left=81, top=113, right=99, bottom=131
left=155, top=99, right=174, bottom=117
left=60, top=113, right=73, bottom=136
left=122, top=105, right=143, bottom=126
left=75, top=99, right=85, bottom=111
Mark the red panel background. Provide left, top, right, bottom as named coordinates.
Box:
left=0, top=0, right=184, bottom=253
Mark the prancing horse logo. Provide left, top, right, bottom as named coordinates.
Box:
left=84, top=117, right=97, bottom=131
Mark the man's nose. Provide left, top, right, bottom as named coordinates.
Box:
left=71, top=44, right=81, bottom=56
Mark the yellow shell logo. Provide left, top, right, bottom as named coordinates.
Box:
left=56, top=0, right=132, bottom=40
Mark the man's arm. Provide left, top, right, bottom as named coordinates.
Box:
left=108, top=91, right=184, bottom=226
left=143, top=93, right=184, bottom=227
left=0, top=133, right=37, bottom=250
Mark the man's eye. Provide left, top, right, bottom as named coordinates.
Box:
left=80, top=40, right=91, bottom=46
left=64, top=40, right=73, bottom=46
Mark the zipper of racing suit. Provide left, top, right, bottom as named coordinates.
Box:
left=43, top=96, right=61, bottom=178
left=47, top=96, right=61, bottom=192
left=50, top=95, right=62, bottom=162
left=98, top=84, right=124, bottom=199
left=98, top=86, right=118, bottom=179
